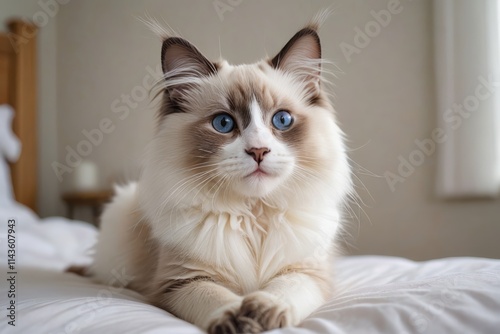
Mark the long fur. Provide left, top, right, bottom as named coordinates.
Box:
left=89, top=16, right=352, bottom=334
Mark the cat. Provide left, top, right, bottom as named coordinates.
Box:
left=88, top=16, right=352, bottom=334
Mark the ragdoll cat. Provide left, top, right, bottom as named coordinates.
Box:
left=89, top=18, right=352, bottom=334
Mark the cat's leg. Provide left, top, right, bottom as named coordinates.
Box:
left=196, top=265, right=329, bottom=333
left=237, top=265, right=331, bottom=329
left=151, top=246, right=297, bottom=334
left=151, top=275, right=250, bottom=333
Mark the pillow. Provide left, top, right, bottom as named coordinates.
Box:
left=0, top=104, right=21, bottom=206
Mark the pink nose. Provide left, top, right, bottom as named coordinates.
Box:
left=245, top=147, right=270, bottom=164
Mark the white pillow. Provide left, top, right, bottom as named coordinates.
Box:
left=0, top=104, right=22, bottom=206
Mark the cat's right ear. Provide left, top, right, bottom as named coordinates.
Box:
left=161, top=37, right=217, bottom=96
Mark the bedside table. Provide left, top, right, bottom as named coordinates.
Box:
left=62, top=190, right=113, bottom=226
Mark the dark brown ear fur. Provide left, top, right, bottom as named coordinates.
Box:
left=160, top=37, right=219, bottom=116
left=161, top=37, right=217, bottom=77
left=270, top=27, right=322, bottom=97
left=271, top=28, right=321, bottom=70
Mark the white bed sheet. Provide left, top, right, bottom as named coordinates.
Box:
left=1, top=204, right=499, bottom=334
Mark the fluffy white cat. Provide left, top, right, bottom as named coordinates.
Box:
left=89, top=18, right=352, bottom=334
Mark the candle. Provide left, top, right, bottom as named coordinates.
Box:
left=73, top=160, right=99, bottom=191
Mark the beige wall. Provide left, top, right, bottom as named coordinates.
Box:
left=0, top=0, right=62, bottom=217
left=330, top=0, right=500, bottom=260
left=4, top=0, right=500, bottom=259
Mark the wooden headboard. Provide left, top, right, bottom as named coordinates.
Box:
left=0, top=20, right=38, bottom=212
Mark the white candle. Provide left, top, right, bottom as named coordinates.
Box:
left=73, top=160, right=99, bottom=191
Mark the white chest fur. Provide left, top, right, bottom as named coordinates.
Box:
left=151, top=202, right=340, bottom=294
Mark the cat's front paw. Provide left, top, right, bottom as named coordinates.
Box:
left=207, top=308, right=262, bottom=334
left=206, top=292, right=292, bottom=334
left=236, top=291, right=292, bottom=331
left=206, top=301, right=240, bottom=334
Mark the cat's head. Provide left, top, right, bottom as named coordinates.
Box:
left=141, top=23, right=351, bottom=213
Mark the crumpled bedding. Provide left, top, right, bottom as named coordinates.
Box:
left=0, top=203, right=499, bottom=333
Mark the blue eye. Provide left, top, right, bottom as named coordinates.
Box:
left=212, top=114, right=235, bottom=133
left=272, top=110, right=293, bottom=130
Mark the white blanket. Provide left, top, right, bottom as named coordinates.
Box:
left=0, top=205, right=499, bottom=333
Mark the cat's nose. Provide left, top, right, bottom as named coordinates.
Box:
left=245, top=147, right=270, bottom=164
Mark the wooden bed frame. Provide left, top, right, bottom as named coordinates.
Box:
left=0, top=20, right=38, bottom=212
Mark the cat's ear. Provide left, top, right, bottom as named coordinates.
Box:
left=271, top=28, right=321, bottom=92
left=161, top=37, right=217, bottom=96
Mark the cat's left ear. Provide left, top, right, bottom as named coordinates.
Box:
left=271, top=28, right=321, bottom=92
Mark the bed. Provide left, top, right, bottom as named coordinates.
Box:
left=1, top=19, right=500, bottom=334
left=1, top=206, right=499, bottom=334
